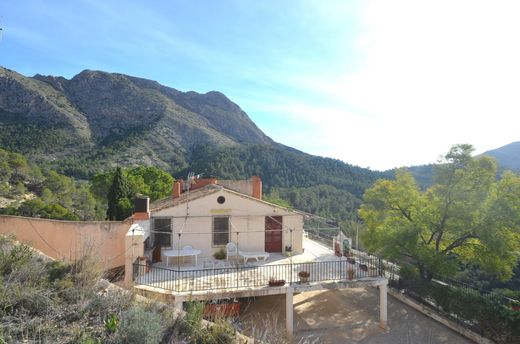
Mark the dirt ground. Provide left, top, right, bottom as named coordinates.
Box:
left=239, top=287, right=475, bottom=344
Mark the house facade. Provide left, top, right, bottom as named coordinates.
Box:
left=140, top=177, right=304, bottom=260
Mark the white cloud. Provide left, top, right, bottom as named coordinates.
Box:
left=253, top=0, right=520, bottom=170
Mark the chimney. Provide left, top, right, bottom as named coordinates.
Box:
left=189, top=178, right=218, bottom=191
left=251, top=176, right=262, bottom=200
left=133, top=196, right=150, bottom=220
left=173, top=180, right=182, bottom=198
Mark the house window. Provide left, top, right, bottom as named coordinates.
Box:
left=213, top=217, right=229, bottom=246
left=153, top=217, right=172, bottom=247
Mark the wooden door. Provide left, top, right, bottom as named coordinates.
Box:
left=265, top=216, right=283, bottom=252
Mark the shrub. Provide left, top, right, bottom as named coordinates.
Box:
left=2, top=284, right=54, bottom=316
left=397, top=270, right=520, bottom=344
left=204, top=316, right=236, bottom=344
left=117, top=307, right=164, bottom=344
left=181, top=301, right=236, bottom=344
left=0, top=240, right=33, bottom=276
left=213, top=248, right=226, bottom=260
left=46, top=260, right=71, bottom=282
left=182, top=301, right=204, bottom=338
left=86, top=286, right=134, bottom=318
left=298, top=271, right=310, bottom=278
left=104, top=314, right=119, bottom=334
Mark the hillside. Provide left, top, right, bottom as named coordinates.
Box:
left=0, top=67, right=273, bottom=176
left=184, top=144, right=391, bottom=220
left=402, top=143, right=520, bottom=190
left=481, top=141, right=520, bottom=172
left=0, top=66, right=389, bottom=221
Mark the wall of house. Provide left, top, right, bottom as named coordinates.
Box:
left=283, top=215, right=304, bottom=253
left=0, top=215, right=131, bottom=269
left=152, top=189, right=304, bottom=258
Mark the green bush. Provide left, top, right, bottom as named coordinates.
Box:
left=104, top=314, right=119, bottom=334
left=181, top=301, right=235, bottom=344
left=117, top=307, right=164, bottom=344
left=213, top=248, right=226, bottom=260
left=0, top=240, right=33, bottom=276
left=46, top=260, right=72, bottom=282
left=399, top=272, right=520, bottom=344
left=183, top=301, right=204, bottom=338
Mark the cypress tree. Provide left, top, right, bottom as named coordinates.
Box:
left=107, top=167, right=131, bottom=220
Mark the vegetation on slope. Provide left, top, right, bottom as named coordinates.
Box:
left=361, top=144, right=520, bottom=281
left=481, top=141, right=520, bottom=172
left=0, top=148, right=103, bottom=220
left=0, top=148, right=174, bottom=221
left=0, top=235, right=239, bottom=344
left=392, top=267, right=520, bottom=344
left=0, top=67, right=275, bottom=176
left=184, top=144, right=390, bottom=221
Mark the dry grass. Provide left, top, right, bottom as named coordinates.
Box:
left=0, top=235, right=250, bottom=344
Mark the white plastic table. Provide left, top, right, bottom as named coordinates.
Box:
left=162, top=248, right=202, bottom=267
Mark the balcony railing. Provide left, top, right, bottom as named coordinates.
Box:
left=133, top=252, right=384, bottom=292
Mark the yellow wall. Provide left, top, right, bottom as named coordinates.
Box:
left=152, top=189, right=304, bottom=257
left=0, top=215, right=131, bottom=269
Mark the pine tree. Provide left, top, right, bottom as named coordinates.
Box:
left=106, top=167, right=132, bottom=220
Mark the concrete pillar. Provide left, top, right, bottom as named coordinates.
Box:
left=124, top=223, right=146, bottom=287
left=286, top=288, right=294, bottom=337
left=379, top=283, right=388, bottom=329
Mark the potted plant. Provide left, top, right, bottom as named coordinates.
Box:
left=268, top=277, right=286, bottom=287
left=298, top=271, right=310, bottom=283
left=347, top=268, right=355, bottom=280
left=213, top=248, right=226, bottom=260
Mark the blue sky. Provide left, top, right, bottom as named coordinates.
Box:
left=1, top=0, right=520, bottom=170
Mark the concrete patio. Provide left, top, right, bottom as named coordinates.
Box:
left=133, top=237, right=390, bottom=336
left=133, top=238, right=383, bottom=294
left=240, top=288, right=475, bottom=344
left=149, top=237, right=344, bottom=270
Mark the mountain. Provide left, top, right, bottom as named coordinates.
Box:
left=398, top=142, right=520, bottom=191
left=481, top=141, right=520, bottom=172
left=0, top=67, right=273, bottom=176
left=0, top=66, right=389, bottom=221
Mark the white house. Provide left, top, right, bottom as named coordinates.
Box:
left=135, top=176, right=305, bottom=262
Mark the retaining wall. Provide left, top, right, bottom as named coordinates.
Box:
left=0, top=215, right=131, bottom=269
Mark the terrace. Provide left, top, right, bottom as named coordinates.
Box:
left=132, top=237, right=389, bottom=335
left=132, top=238, right=385, bottom=293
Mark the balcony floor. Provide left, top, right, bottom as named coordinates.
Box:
left=151, top=237, right=342, bottom=271
left=134, top=238, right=384, bottom=295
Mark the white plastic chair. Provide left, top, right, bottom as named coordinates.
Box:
left=226, top=242, right=238, bottom=261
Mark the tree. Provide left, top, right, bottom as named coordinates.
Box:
left=6, top=199, right=80, bottom=220
left=360, top=144, right=520, bottom=281
left=264, top=188, right=292, bottom=208
left=126, top=166, right=174, bottom=201
left=106, top=167, right=132, bottom=220
left=91, top=166, right=174, bottom=202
